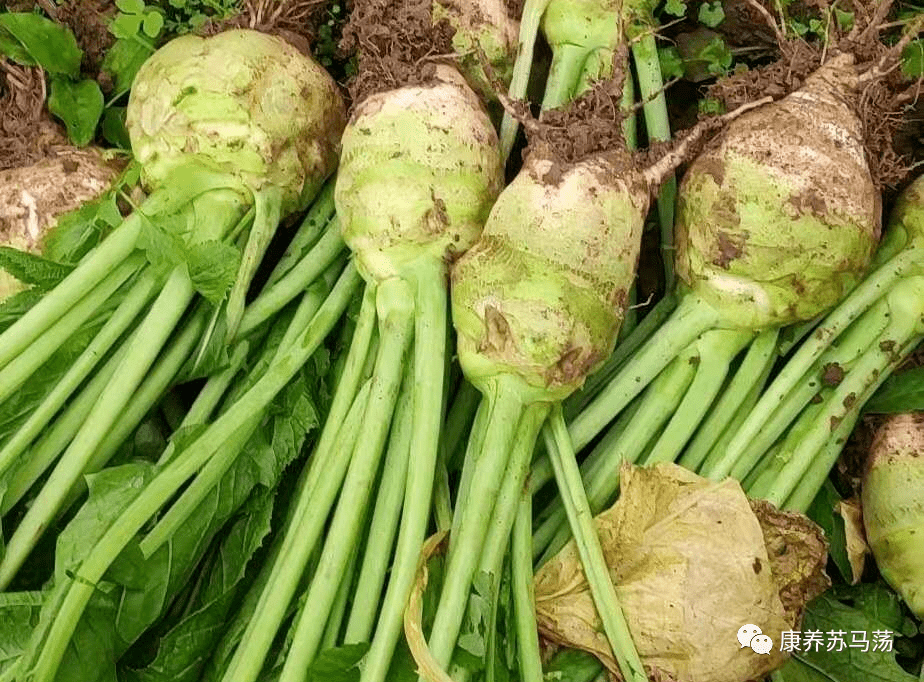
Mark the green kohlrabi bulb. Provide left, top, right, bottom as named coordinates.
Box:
left=452, top=151, right=646, bottom=401
left=335, top=65, right=503, bottom=283
left=675, top=54, right=880, bottom=329
left=127, top=29, right=346, bottom=215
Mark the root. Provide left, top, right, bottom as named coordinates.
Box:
left=201, top=0, right=326, bottom=56
left=0, top=59, right=66, bottom=171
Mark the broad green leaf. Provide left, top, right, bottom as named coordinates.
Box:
left=110, top=12, right=144, bottom=40
left=664, top=0, right=687, bottom=17
left=116, top=0, right=146, bottom=13
left=866, top=367, right=924, bottom=413
left=902, top=40, right=924, bottom=78
left=48, top=77, right=105, bottom=147
left=698, top=1, right=725, bottom=27
left=793, top=592, right=919, bottom=682
left=775, top=657, right=838, bottom=681
left=806, top=481, right=852, bottom=584
left=0, top=591, right=43, bottom=674
left=305, top=644, right=370, bottom=682
left=658, top=46, right=685, bottom=80
left=102, top=38, right=152, bottom=94
left=543, top=649, right=603, bottom=682
left=0, top=247, right=74, bottom=289
left=102, top=106, right=132, bottom=149
left=834, top=8, right=854, bottom=31
left=142, top=11, right=164, bottom=38
left=0, top=13, right=82, bottom=77
left=186, top=240, right=242, bottom=304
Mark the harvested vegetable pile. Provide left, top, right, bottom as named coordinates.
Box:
left=1, top=1, right=924, bottom=682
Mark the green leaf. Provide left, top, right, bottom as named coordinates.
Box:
left=792, top=591, right=919, bottom=682
left=186, top=241, right=242, bottom=304
left=664, top=0, right=688, bottom=16
left=698, top=1, right=725, bottom=27
left=806, top=481, right=853, bottom=584
left=544, top=649, right=603, bottom=682
left=48, top=77, right=105, bottom=147
left=305, top=644, right=369, bottom=682
left=110, top=12, right=144, bottom=40
left=902, top=40, right=924, bottom=79
left=658, top=46, right=685, bottom=80
left=865, top=367, right=924, bottom=413
left=0, top=13, right=82, bottom=77
left=0, top=591, right=44, bottom=675
left=101, top=106, right=132, bottom=149
left=102, top=38, right=153, bottom=94
left=142, top=11, right=164, bottom=38
left=116, top=0, right=146, bottom=13
left=834, top=8, right=854, bottom=31
left=0, top=247, right=74, bottom=289
left=698, top=35, right=733, bottom=75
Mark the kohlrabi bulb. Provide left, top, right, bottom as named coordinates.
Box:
left=335, top=65, right=503, bottom=283
left=452, top=151, right=646, bottom=400
left=127, top=29, right=346, bottom=215
left=675, top=54, right=880, bottom=329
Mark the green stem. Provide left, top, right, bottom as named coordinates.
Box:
left=238, top=219, right=345, bottom=338
left=632, top=31, right=675, bottom=290
left=679, top=329, right=779, bottom=472
left=544, top=405, right=649, bottom=682
left=0, top=207, right=146, bottom=371
left=707, top=247, right=918, bottom=480
left=219, top=380, right=372, bottom=682
left=716, top=298, right=891, bottom=482
left=645, top=329, right=753, bottom=465
left=512, top=489, right=543, bottom=682
left=0, top=265, right=196, bottom=589
left=450, top=397, right=490, bottom=535
left=441, top=380, right=481, bottom=477
left=25, top=265, right=361, bottom=682
left=536, top=347, right=696, bottom=563
left=141, top=275, right=340, bottom=555
left=0, top=264, right=156, bottom=481
left=280, top=277, right=414, bottom=682
left=344, top=367, right=415, bottom=644
left=423, top=376, right=526, bottom=674
left=226, top=188, right=282, bottom=341
left=0, top=256, right=143, bottom=405
left=542, top=44, right=589, bottom=111
left=569, top=293, right=719, bottom=452
left=499, top=0, right=552, bottom=164
left=361, top=260, right=449, bottom=682
left=322, top=542, right=360, bottom=651
left=266, top=180, right=336, bottom=286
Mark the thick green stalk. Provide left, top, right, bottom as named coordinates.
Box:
left=450, top=399, right=490, bottom=535
left=679, top=329, right=779, bottom=471
left=535, top=347, right=697, bottom=562
left=0, top=265, right=156, bottom=481
left=713, top=298, right=891, bottom=482
left=344, top=368, right=415, bottom=644
left=542, top=44, right=590, bottom=110
left=266, top=180, right=336, bottom=286
left=499, top=0, right=552, bottom=163
left=632, top=30, right=675, bottom=289
left=423, top=376, right=526, bottom=674
left=225, top=187, right=283, bottom=340
left=544, top=405, right=649, bottom=682
left=141, top=275, right=344, bottom=555
left=0, top=342, right=129, bottom=514
left=0, top=256, right=143, bottom=405
left=280, top=279, right=414, bottom=681
left=0, top=264, right=197, bottom=589
left=360, top=259, right=448, bottom=682
left=0, top=206, right=147, bottom=370
left=24, top=265, right=362, bottom=682
left=644, top=329, right=753, bottom=465
left=323, top=541, right=362, bottom=651
left=238, top=221, right=345, bottom=337
left=569, top=294, right=719, bottom=452
left=706, top=248, right=919, bottom=480
left=512, top=490, right=543, bottom=682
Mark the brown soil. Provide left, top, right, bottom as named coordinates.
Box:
left=0, top=60, right=68, bottom=171
left=707, top=0, right=920, bottom=190
left=339, top=0, right=456, bottom=104
left=201, top=0, right=325, bottom=58
left=56, top=0, right=117, bottom=78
